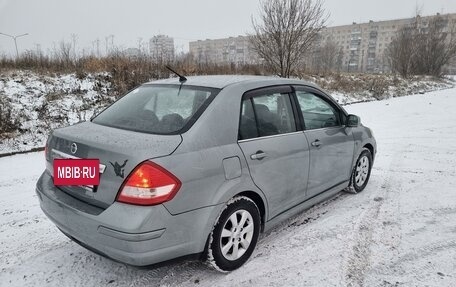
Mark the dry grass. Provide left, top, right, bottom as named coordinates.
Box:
left=0, top=52, right=268, bottom=97
left=0, top=97, right=23, bottom=137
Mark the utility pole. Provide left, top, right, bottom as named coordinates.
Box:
left=105, top=34, right=114, bottom=55
left=96, top=38, right=100, bottom=57
left=137, top=37, right=143, bottom=55
left=71, top=33, right=78, bottom=59
left=0, top=32, right=29, bottom=58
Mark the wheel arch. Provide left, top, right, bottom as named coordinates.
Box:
left=202, top=189, right=267, bottom=260
left=363, top=143, right=375, bottom=161
left=235, top=190, right=266, bottom=232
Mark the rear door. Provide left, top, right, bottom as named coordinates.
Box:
left=238, top=86, right=310, bottom=219
left=294, top=87, right=355, bottom=198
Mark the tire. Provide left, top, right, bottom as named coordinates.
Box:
left=350, top=148, right=373, bottom=193
left=207, top=196, right=261, bottom=272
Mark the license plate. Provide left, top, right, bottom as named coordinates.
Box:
left=53, top=159, right=100, bottom=186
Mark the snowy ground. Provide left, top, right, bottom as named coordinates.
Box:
left=0, top=71, right=113, bottom=154
left=1, top=88, right=456, bottom=286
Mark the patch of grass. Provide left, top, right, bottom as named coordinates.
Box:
left=0, top=97, right=22, bottom=138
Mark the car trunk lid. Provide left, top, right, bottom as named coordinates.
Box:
left=47, top=121, right=182, bottom=209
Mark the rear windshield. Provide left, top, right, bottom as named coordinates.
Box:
left=92, top=85, right=220, bottom=134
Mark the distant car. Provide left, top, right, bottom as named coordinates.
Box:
left=36, top=75, right=376, bottom=271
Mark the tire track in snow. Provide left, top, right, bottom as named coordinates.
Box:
left=376, top=239, right=456, bottom=280
left=344, top=146, right=406, bottom=287
left=128, top=261, right=210, bottom=287
left=344, top=198, right=384, bottom=287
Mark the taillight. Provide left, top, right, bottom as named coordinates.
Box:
left=116, top=161, right=181, bottom=206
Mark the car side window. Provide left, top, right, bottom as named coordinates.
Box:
left=239, top=99, right=259, bottom=140
left=296, top=91, right=341, bottom=130
left=239, top=93, right=297, bottom=140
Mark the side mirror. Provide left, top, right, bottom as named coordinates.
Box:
left=346, top=114, right=360, bottom=127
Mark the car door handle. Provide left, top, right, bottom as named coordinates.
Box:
left=311, top=140, right=321, bottom=147
left=250, top=151, right=267, bottom=160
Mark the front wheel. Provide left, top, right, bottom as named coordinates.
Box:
left=207, top=196, right=261, bottom=272
left=350, top=148, right=373, bottom=193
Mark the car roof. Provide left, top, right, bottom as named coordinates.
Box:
left=146, top=75, right=318, bottom=90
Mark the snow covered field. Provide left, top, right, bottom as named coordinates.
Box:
left=1, top=88, right=456, bottom=286
left=0, top=71, right=113, bottom=154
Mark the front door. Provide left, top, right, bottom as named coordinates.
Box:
left=294, top=88, right=355, bottom=198
left=238, top=87, right=310, bottom=219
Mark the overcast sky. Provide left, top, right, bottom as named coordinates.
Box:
left=1, top=0, right=456, bottom=56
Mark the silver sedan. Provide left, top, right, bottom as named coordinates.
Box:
left=36, top=75, right=376, bottom=271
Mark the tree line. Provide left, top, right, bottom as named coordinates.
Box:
left=1, top=0, right=456, bottom=79
left=386, top=15, right=456, bottom=78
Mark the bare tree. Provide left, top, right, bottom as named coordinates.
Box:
left=71, top=33, right=78, bottom=60
left=318, top=39, right=338, bottom=74
left=386, top=26, right=417, bottom=78
left=336, top=46, right=344, bottom=72
left=58, top=40, right=72, bottom=65
left=250, top=0, right=328, bottom=77
left=387, top=14, right=456, bottom=78
left=413, top=16, right=456, bottom=76
left=308, top=37, right=337, bottom=75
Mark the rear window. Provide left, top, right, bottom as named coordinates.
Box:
left=92, top=85, right=219, bottom=134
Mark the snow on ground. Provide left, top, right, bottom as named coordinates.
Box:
left=1, top=88, right=456, bottom=286
left=305, top=74, right=454, bottom=105
left=0, top=71, right=113, bottom=154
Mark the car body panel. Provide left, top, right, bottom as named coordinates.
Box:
left=239, top=133, right=310, bottom=219
left=263, top=181, right=348, bottom=232
left=352, top=125, right=377, bottom=165
left=36, top=171, right=224, bottom=266
left=304, top=127, right=355, bottom=197
left=49, top=121, right=182, bottom=208
left=156, top=143, right=259, bottom=215
left=150, top=75, right=316, bottom=90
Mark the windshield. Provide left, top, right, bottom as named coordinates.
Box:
left=92, top=85, right=220, bottom=134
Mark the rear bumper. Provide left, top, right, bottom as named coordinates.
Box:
left=36, top=171, right=221, bottom=266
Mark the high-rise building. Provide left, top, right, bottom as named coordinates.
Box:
left=150, top=35, right=175, bottom=62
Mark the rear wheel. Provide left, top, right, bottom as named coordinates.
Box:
left=350, top=148, right=373, bottom=193
left=207, top=196, right=260, bottom=272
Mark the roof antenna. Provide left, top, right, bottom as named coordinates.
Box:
left=165, top=65, right=187, bottom=83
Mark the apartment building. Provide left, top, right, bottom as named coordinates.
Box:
left=318, top=13, right=456, bottom=73
left=189, top=13, right=456, bottom=73
left=189, top=35, right=259, bottom=65
left=124, top=47, right=141, bottom=58
left=150, top=35, right=175, bottom=62
left=317, top=18, right=409, bottom=72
